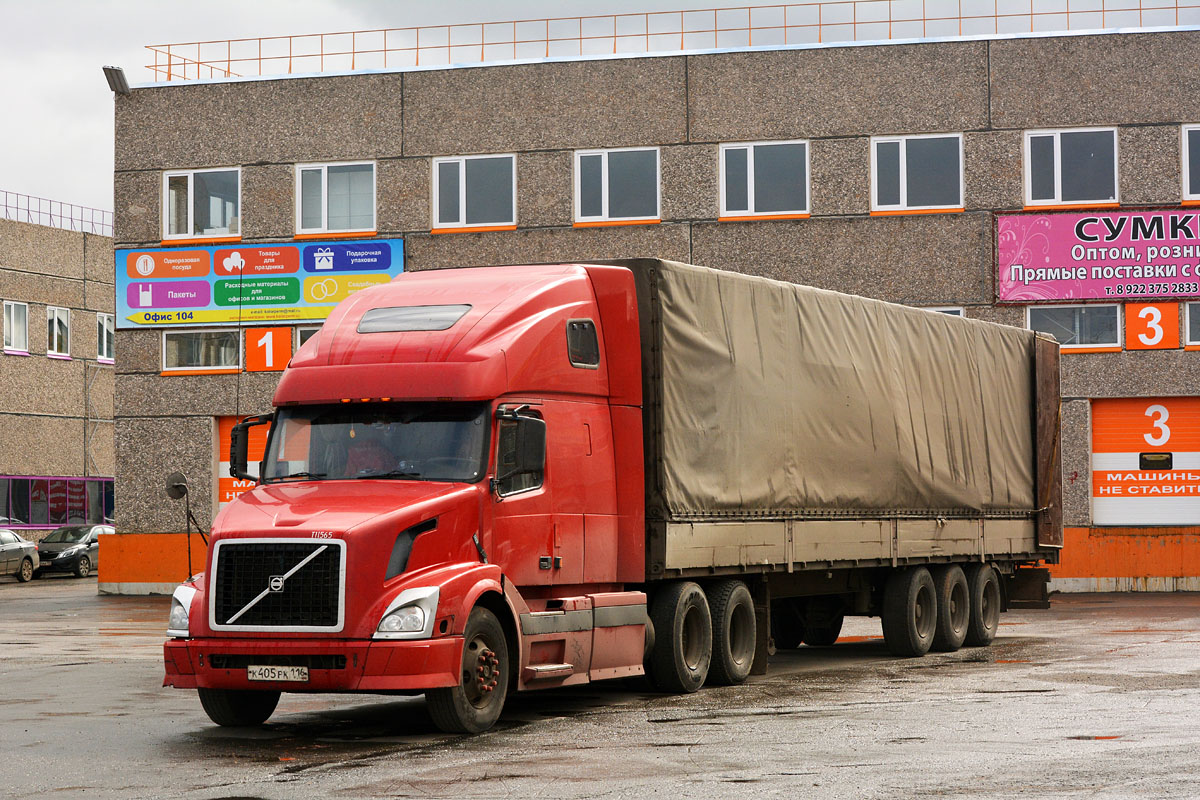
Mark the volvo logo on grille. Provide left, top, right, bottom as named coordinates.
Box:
left=268, top=575, right=286, bottom=592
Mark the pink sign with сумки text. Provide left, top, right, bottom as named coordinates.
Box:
left=997, top=210, right=1200, bottom=302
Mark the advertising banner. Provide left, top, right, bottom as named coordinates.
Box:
left=997, top=211, right=1200, bottom=302
left=115, top=238, right=403, bottom=328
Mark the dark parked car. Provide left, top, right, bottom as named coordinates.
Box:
left=36, top=525, right=109, bottom=579
left=0, top=529, right=39, bottom=582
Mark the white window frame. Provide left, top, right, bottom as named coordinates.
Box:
left=718, top=140, right=811, bottom=218
left=162, top=167, right=242, bottom=240
left=1183, top=124, right=1200, bottom=203
left=870, top=133, right=964, bottom=212
left=1023, top=127, right=1119, bottom=208
left=573, top=146, right=661, bottom=223
left=46, top=306, right=70, bottom=357
left=161, top=329, right=242, bottom=373
left=96, top=313, right=115, bottom=363
left=296, top=326, right=322, bottom=348
left=3, top=300, right=28, bottom=353
left=431, top=154, right=517, bottom=230
left=1026, top=303, right=1122, bottom=350
left=923, top=306, right=964, bottom=316
left=295, top=161, right=377, bottom=234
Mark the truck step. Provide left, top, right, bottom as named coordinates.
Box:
left=523, top=663, right=574, bottom=680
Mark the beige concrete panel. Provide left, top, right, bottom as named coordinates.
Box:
left=982, top=519, right=1036, bottom=556
left=405, top=223, right=691, bottom=271
left=113, top=170, right=161, bottom=246
left=0, top=353, right=83, bottom=415
left=88, top=419, right=116, bottom=476
left=115, top=74, right=405, bottom=170
left=403, top=58, right=687, bottom=155
left=688, top=42, right=988, bottom=142
left=115, top=416, right=215, bottom=533
left=661, top=144, right=718, bottom=222
left=242, top=163, right=296, bottom=240
left=966, top=305, right=1024, bottom=327
left=83, top=234, right=115, bottom=286
left=0, top=269, right=85, bottom=309
left=87, top=364, right=115, bottom=419
left=990, top=32, right=1200, bottom=128
left=115, top=373, right=244, bottom=417
left=516, top=151, right=572, bottom=230
left=378, top=157, right=430, bottom=234
left=1061, top=398, right=1091, bottom=527
left=896, top=519, right=982, bottom=560
left=811, top=138, right=869, bottom=217
left=238, top=371, right=285, bottom=413
left=1061, top=350, right=1200, bottom=398
left=964, top=131, right=1023, bottom=211
left=1120, top=125, right=1181, bottom=207
left=664, top=522, right=787, bottom=569
left=0, top=414, right=85, bottom=476
left=85, top=280, right=115, bottom=314
left=115, top=329, right=161, bottom=374
left=690, top=213, right=991, bottom=304
left=790, top=520, right=889, bottom=563
left=0, top=220, right=85, bottom=279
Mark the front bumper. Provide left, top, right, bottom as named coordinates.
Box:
left=37, top=554, right=80, bottom=573
left=163, top=636, right=464, bottom=692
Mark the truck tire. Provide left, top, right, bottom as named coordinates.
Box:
left=803, top=614, right=844, bottom=647
left=197, top=688, right=280, bottom=726
left=648, top=582, right=711, bottom=693
left=707, top=580, right=756, bottom=686
left=427, top=607, right=509, bottom=734
left=964, top=563, right=1001, bottom=647
left=771, top=599, right=805, bottom=650
left=931, top=565, right=969, bottom=652
left=881, top=567, right=937, bottom=657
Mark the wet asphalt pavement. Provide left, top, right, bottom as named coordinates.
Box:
left=2, top=576, right=1198, bottom=799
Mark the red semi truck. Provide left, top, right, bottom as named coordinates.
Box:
left=164, top=258, right=1062, bottom=733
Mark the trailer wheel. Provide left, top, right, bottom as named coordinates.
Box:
left=427, top=606, right=509, bottom=734
left=803, top=614, right=844, bottom=647
left=707, top=580, right=756, bottom=686
left=648, top=582, right=712, bottom=693
left=197, top=688, right=280, bottom=726
left=964, top=563, right=1001, bottom=647
left=881, top=567, right=937, bottom=657
left=931, top=565, right=969, bottom=652
left=770, top=599, right=805, bottom=650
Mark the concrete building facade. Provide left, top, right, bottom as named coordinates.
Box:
left=109, top=27, right=1200, bottom=593
left=0, top=216, right=115, bottom=539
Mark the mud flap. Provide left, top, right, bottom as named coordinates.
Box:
left=1006, top=567, right=1050, bottom=610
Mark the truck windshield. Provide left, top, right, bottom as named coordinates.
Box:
left=262, top=402, right=490, bottom=483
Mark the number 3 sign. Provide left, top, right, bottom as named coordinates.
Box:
left=245, top=327, right=293, bottom=372
left=1124, top=302, right=1179, bottom=350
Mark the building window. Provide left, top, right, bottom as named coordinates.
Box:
left=297, top=326, right=321, bottom=348
left=719, top=140, right=809, bottom=218
left=871, top=134, right=963, bottom=212
left=432, top=154, right=516, bottom=230
left=0, top=475, right=113, bottom=526
left=1024, top=128, right=1118, bottom=207
left=164, top=168, right=240, bottom=239
left=47, top=307, right=70, bottom=357
left=1028, top=304, right=1121, bottom=349
left=3, top=301, right=28, bottom=352
left=1184, top=125, right=1200, bottom=202
left=924, top=306, right=964, bottom=316
left=574, top=147, right=660, bottom=223
left=162, top=329, right=240, bottom=372
left=296, top=162, right=375, bottom=234
left=97, top=313, right=114, bottom=362
left=1185, top=302, right=1200, bottom=345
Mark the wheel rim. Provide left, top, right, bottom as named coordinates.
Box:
left=728, top=600, right=755, bottom=667
left=982, top=575, right=1000, bottom=631
left=79, top=557, right=90, bottom=578
left=462, top=633, right=501, bottom=709
left=681, top=604, right=705, bottom=670
left=21, top=560, right=32, bottom=581
left=949, top=581, right=969, bottom=633
left=914, top=583, right=936, bottom=639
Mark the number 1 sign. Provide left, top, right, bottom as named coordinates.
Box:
left=245, top=327, right=292, bottom=372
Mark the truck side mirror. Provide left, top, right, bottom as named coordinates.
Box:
left=230, top=413, right=273, bottom=482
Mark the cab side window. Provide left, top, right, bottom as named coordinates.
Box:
left=495, top=415, right=545, bottom=496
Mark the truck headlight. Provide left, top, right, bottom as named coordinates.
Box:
left=373, top=586, right=439, bottom=640
left=167, top=585, right=197, bottom=637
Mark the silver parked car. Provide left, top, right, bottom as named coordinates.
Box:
left=0, top=529, right=39, bottom=582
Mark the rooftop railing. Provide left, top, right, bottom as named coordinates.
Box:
left=1, top=191, right=114, bottom=237
left=146, top=1, right=1200, bottom=81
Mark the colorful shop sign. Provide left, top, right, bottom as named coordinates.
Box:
left=997, top=211, right=1200, bottom=302
left=115, top=238, right=403, bottom=328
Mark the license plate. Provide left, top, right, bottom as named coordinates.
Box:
left=247, top=665, right=309, bottom=682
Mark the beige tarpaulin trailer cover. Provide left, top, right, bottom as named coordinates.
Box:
left=616, top=259, right=1039, bottom=522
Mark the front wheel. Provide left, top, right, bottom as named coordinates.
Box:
left=197, top=688, right=280, bottom=726
left=74, top=556, right=91, bottom=579
left=427, top=607, right=509, bottom=734
left=17, top=557, right=34, bottom=582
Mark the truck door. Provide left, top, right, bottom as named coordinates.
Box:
left=490, top=408, right=556, bottom=586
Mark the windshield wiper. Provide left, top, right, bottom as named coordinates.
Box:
left=354, top=469, right=423, bottom=479
left=271, top=471, right=327, bottom=482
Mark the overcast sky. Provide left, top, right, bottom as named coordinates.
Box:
left=0, top=0, right=739, bottom=213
